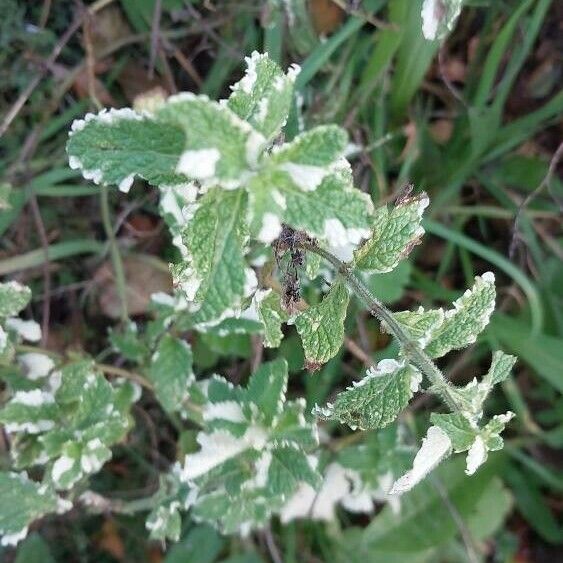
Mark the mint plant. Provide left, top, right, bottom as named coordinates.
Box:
left=0, top=52, right=516, bottom=547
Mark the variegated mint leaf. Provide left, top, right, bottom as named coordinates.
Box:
left=158, top=183, right=198, bottom=238
left=465, top=412, right=514, bottom=476
left=183, top=360, right=313, bottom=479
left=6, top=318, right=41, bottom=343
left=280, top=449, right=405, bottom=524
left=453, top=351, right=517, bottom=421
left=67, top=108, right=187, bottom=191
left=181, top=361, right=317, bottom=534
left=17, top=353, right=54, bottom=381
left=0, top=281, right=32, bottom=318
left=227, top=51, right=298, bottom=140
left=354, top=192, right=429, bottom=273
left=269, top=125, right=348, bottom=188
left=158, top=93, right=265, bottom=186
left=482, top=412, right=514, bottom=452
left=390, top=425, right=452, bottom=495
left=146, top=501, right=182, bottom=542
left=483, top=350, right=517, bottom=388
left=67, top=94, right=265, bottom=192
left=422, top=0, right=464, bottom=41
left=425, top=272, right=496, bottom=358
left=280, top=462, right=346, bottom=523
left=258, top=444, right=320, bottom=497
left=172, top=189, right=253, bottom=324
left=248, top=160, right=372, bottom=250
left=149, top=334, right=194, bottom=413
left=145, top=473, right=194, bottom=542
left=428, top=409, right=514, bottom=478
left=0, top=390, right=59, bottom=435
left=390, top=306, right=445, bottom=348
left=269, top=400, right=318, bottom=449
left=430, top=412, right=477, bottom=452
left=255, top=289, right=289, bottom=348
left=0, top=472, right=71, bottom=547
left=198, top=316, right=262, bottom=338
left=192, top=488, right=271, bottom=536
left=295, top=280, right=350, bottom=369
left=0, top=325, right=10, bottom=358
left=4, top=361, right=138, bottom=483
left=245, top=358, right=288, bottom=426
left=49, top=438, right=112, bottom=490
left=313, top=360, right=417, bottom=430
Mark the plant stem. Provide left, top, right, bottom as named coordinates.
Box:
left=298, top=239, right=461, bottom=412
left=100, top=185, right=129, bottom=323
left=79, top=490, right=157, bottom=515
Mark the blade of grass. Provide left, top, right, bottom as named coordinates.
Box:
left=472, top=0, right=534, bottom=108
left=0, top=239, right=104, bottom=275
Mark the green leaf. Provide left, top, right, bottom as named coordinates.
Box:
left=0, top=390, right=59, bottom=435
left=14, top=533, right=56, bottom=563
left=49, top=438, right=112, bottom=490
left=227, top=51, right=297, bottom=140
left=67, top=95, right=265, bottom=191
left=173, top=189, right=252, bottom=323
left=354, top=193, right=429, bottom=273
left=295, top=280, right=350, bottom=368
left=425, top=272, right=496, bottom=358
left=3, top=360, right=138, bottom=483
left=164, top=524, right=224, bottom=563
left=157, top=93, right=265, bottom=186
left=483, top=350, right=517, bottom=387
left=391, top=307, right=444, bottom=347
left=482, top=412, right=514, bottom=451
left=262, top=444, right=320, bottom=497
left=67, top=108, right=187, bottom=191
left=149, top=334, right=194, bottom=413
left=0, top=281, right=32, bottom=318
left=146, top=501, right=182, bottom=542
left=270, top=125, right=348, bottom=169
left=245, top=358, right=288, bottom=426
left=146, top=473, right=194, bottom=542
left=247, top=161, right=372, bottom=245
left=314, top=360, right=416, bottom=430
left=430, top=413, right=476, bottom=452
left=0, top=472, right=70, bottom=547
left=192, top=488, right=271, bottom=535
left=182, top=360, right=317, bottom=534
left=109, top=321, right=146, bottom=363
left=255, top=289, right=288, bottom=348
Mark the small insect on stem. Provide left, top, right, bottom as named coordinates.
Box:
left=273, top=224, right=315, bottom=314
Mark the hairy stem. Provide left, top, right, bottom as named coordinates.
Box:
left=298, top=239, right=461, bottom=412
